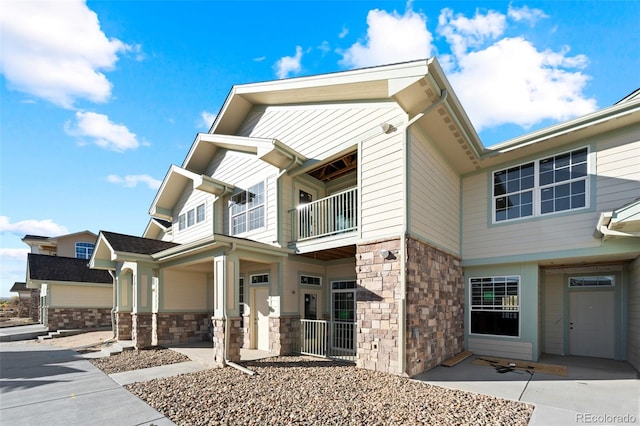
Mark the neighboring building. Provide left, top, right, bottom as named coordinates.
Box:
left=24, top=231, right=113, bottom=330
left=10, top=281, right=39, bottom=321
left=90, top=59, right=640, bottom=375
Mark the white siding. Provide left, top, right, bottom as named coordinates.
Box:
left=408, top=128, right=460, bottom=255
left=171, top=184, right=213, bottom=245
left=462, top=128, right=640, bottom=260
left=360, top=130, right=405, bottom=240
left=628, top=256, right=640, bottom=371
left=543, top=273, right=564, bottom=355
left=468, top=337, right=533, bottom=360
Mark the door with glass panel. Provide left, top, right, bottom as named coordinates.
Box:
left=331, top=280, right=356, bottom=356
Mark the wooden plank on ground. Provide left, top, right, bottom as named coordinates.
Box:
left=473, top=356, right=567, bottom=376
left=441, top=350, right=474, bottom=367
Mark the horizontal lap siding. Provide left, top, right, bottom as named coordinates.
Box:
left=468, top=337, right=533, bottom=360
left=361, top=130, right=405, bottom=240
left=172, top=184, right=213, bottom=244
left=628, top=256, right=640, bottom=371
left=462, top=128, right=640, bottom=261
left=408, top=128, right=460, bottom=255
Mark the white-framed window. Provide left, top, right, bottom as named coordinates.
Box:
left=250, top=273, right=269, bottom=285
left=569, top=276, right=615, bottom=287
left=239, top=276, right=245, bottom=313
left=178, top=213, right=186, bottom=230
left=187, top=209, right=195, bottom=227
left=493, top=147, right=588, bottom=223
left=230, top=181, right=265, bottom=235
left=196, top=203, right=205, bottom=223
left=300, top=275, right=322, bottom=286
left=470, top=276, right=520, bottom=337
left=75, top=242, right=95, bottom=259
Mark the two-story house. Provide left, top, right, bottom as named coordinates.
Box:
left=23, top=231, right=113, bottom=330
left=89, top=59, right=639, bottom=376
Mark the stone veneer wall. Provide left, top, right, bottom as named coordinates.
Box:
left=154, top=312, right=211, bottom=346
left=405, top=236, right=464, bottom=376
left=212, top=317, right=243, bottom=367
left=355, top=238, right=402, bottom=375
left=30, top=290, right=40, bottom=322
left=47, top=308, right=111, bottom=331
left=116, top=312, right=132, bottom=340
left=132, top=313, right=153, bottom=349
left=268, top=316, right=300, bottom=355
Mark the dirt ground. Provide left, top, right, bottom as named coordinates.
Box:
left=36, top=330, right=114, bottom=350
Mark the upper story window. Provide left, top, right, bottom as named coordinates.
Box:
left=178, top=203, right=205, bottom=231
left=230, top=181, right=265, bottom=235
left=75, top=242, right=94, bottom=259
left=493, top=147, right=588, bottom=223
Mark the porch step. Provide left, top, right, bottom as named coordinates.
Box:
left=99, top=340, right=135, bottom=357
left=37, top=329, right=85, bottom=341
left=441, top=350, right=474, bottom=367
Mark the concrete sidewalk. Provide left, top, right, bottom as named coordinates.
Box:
left=0, top=324, right=48, bottom=342
left=414, top=354, right=640, bottom=426
left=0, top=341, right=176, bottom=426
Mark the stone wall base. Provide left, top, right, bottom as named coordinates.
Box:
left=116, top=311, right=132, bottom=340
left=405, top=236, right=464, bottom=376
left=132, top=313, right=153, bottom=349
left=154, top=312, right=211, bottom=346
left=47, top=308, right=111, bottom=331
left=269, top=316, right=300, bottom=355
left=212, top=317, right=243, bottom=367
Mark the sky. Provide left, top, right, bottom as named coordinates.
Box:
left=1, top=0, right=638, bottom=297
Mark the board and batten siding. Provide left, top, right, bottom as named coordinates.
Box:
left=408, top=128, right=460, bottom=255
left=543, top=272, right=564, bottom=355
left=462, top=129, right=640, bottom=261
left=628, top=256, right=640, bottom=371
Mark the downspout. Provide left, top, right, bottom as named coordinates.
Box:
left=221, top=243, right=255, bottom=375
left=399, top=88, right=448, bottom=375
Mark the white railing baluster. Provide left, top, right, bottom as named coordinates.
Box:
left=295, top=188, right=358, bottom=241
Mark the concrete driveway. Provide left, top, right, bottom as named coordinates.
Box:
left=0, top=340, right=175, bottom=426
left=414, top=353, right=640, bottom=426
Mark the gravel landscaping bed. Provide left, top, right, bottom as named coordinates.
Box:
left=88, top=347, right=190, bottom=374
left=124, top=356, right=533, bottom=425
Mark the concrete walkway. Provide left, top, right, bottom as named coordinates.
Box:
left=0, top=324, right=48, bottom=342
left=0, top=340, right=176, bottom=426
left=414, top=354, right=640, bottom=426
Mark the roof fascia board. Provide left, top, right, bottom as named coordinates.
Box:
left=90, top=258, right=117, bottom=271
left=486, top=99, right=640, bottom=156
left=112, top=251, right=156, bottom=263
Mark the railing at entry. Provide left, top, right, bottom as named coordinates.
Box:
left=299, top=319, right=356, bottom=362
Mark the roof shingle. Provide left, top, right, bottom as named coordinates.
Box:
left=101, top=231, right=179, bottom=255
left=28, top=254, right=112, bottom=284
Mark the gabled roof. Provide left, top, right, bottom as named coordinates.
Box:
left=100, top=231, right=179, bottom=255
left=10, top=282, right=28, bottom=292
left=27, top=254, right=112, bottom=284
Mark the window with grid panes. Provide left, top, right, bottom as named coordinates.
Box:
left=470, top=276, right=519, bottom=337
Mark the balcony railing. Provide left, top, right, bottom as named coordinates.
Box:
left=293, top=188, right=358, bottom=241
left=299, top=319, right=357, bottom=362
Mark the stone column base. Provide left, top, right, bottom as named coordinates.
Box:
left=116, top=311, right=132, bottom=340
left=132, top=313, right=153, bottom=349
left=212, top=316, right=243, bottom=367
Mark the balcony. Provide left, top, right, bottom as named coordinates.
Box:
left=292, top=188, right=358, bottom=242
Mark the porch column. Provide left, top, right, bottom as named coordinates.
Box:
left=115, top=269, right=133, bottom=340
left=212, top=253, right=243, bottom=366
left=131, top=263, right=154, bottom=349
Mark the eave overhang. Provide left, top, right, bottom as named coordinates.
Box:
left=594, top=199, right=640, bottom=241
left=149, top=164, right=235, bottom=221
left=182, top=133, right=307, bottom=175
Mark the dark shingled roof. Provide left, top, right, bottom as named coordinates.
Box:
left=28, top=254, right=112, bottom=284
left=152, top=218, right=173, bottom=229
left=10, top=282, right=28, bottom=292
left=22, top=235, right=50, bottom=241
left=101, top=231, right=179, bottom=255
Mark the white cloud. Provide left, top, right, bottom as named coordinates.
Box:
left=0, top=216, right=68, bottom=237
left=66, top=111, right=140, bottom=152
left=0, top=0, right=132, bottom=108
left=338, top=27, right=349, bottom=39
left=107, top=174, right=161, bottom=190
left=436, top=7, right=597, bottom=131
left=200, top=111, right=217, bottom=129
left=254, top=56, right=266, bottom=62
left=275, top=46, right=303, bottom=79
left=339, top=7, right=433, bottom=68
left=0, top=248, right=30, bottom=297
left=507, top=4, right=549, bottom=25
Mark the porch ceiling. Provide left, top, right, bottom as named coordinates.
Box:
left=299, top=245, right=356, bottom=261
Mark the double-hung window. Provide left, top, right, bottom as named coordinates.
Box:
left=230, top=181, right=265, bottom=235
left=493, top=147, right=588, bottom=222
left=470, top=276, right=519, bottom=337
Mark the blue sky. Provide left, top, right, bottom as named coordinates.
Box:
left=1, top=0, right=638, bottom=297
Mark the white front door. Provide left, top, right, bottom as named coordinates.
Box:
left=253, top=288, right=270, bottom=351
left=569, top=291, right=615, bottom=358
